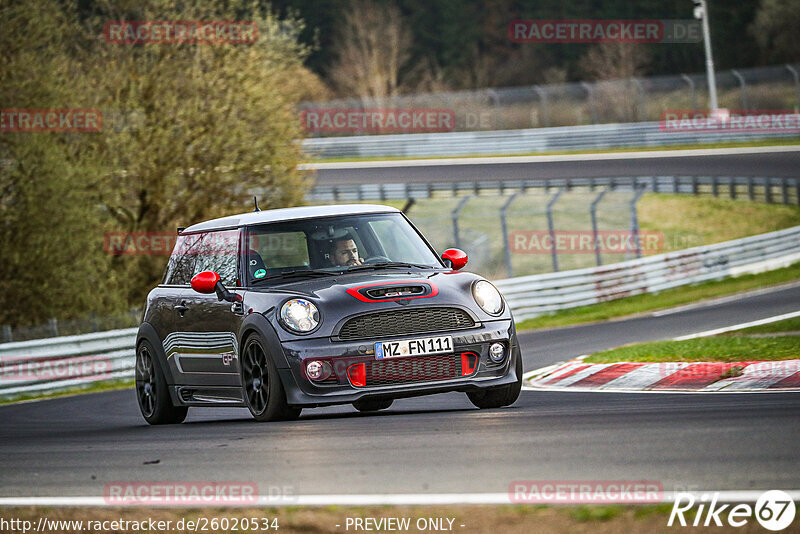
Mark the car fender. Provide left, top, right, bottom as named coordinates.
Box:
left=238, top=312, right=290, bottom=369
left=136, top=322, right=177, bottom=384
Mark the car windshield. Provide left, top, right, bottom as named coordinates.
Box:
left=244, top=212, right=442, bottom=283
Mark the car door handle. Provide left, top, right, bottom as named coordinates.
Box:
left=174, top=303, right=189, bottom=315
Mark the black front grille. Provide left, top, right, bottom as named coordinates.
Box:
left=363, top=355, right=459, bottom=386
left=338, top=307, right=475, bottom=340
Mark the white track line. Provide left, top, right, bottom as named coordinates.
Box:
left=302, top=145, right=800, bottom=170
left=2, top=491, right=799, bottom=506
left=673, top=310, right=800, bottom=340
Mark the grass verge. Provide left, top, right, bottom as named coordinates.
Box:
left=585, top=337, right=800, bottom=364
left=516, top=261, right=800, bottom=331
left=0, top=379, right=133, bottom=406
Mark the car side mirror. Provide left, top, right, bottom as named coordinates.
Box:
left=190, top=271, right=242, bottom=303
left=441, top=248, right=468, bottom=270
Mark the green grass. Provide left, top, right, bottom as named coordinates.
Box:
left=724, top=316, right=800, bottom=335
left=0, top=378, right=133, bottom=406
left=516, top=261, right=800, bottom=330
left=585, top=337, right=800, bottom=364
left=306, top=138, right=800, bottom=163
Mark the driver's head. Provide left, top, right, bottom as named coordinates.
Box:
left=329, top=236, right=363, bottom=266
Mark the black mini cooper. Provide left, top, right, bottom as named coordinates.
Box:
left=136, top=204, right=522, bottom=424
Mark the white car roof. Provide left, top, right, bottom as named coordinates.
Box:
left=182, top=204, right=400, bottom=233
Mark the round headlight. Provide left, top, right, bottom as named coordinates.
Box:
left=473, top=280, right=503, bottom=315
left=280, top=299, right=320, bottom=333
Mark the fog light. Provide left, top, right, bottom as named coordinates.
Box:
left=306, top=360, right=324, bottom=380
left=489, top=343, right=505, bottom=362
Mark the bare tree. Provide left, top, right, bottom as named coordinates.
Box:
left=328, top=0, right=412, bottom=100
left=580, top=43, right=651, bottom=123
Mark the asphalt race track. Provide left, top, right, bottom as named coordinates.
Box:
left=312, top=148, right=800, bottom=186
left=1, top=284, right=798, bottom=498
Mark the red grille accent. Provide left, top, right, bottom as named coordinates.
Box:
left=356, top=355, right=459, bottom=387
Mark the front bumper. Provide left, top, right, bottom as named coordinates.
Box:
left=277, top=320, right=520, bottom=407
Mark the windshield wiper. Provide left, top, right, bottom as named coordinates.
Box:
left=345, top=262, right=435, bottom=272
left=251, top=269, right=337, bottom=284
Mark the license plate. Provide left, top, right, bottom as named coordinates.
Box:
left=375, top=335, right=453, bottom=360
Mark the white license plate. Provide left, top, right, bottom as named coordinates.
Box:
left=375, top=335, right=453, bottom=360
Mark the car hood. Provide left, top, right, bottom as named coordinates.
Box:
left=243, top=269, right=505, bottom=340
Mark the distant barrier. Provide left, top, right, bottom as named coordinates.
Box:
left=302, top=121, right=799, bottom=159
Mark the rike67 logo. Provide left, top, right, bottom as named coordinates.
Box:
left=669, top=490, right=796, bottom=530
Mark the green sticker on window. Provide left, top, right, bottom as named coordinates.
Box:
left=254, top=269, right=266, bottom=278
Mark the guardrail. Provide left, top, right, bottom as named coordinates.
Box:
left=0, top=328, right=137, bottom=400
left=2, top=225, right=799, bottom=400
left=302, top=121, right=799, bottom=159
left=307, top=175, right=800, bottom=205
left=495, top=225, right=800, bottom=320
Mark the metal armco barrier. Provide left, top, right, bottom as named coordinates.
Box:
left=494, top=225, right=800, bottom=321
left=0, top=328, right=137, bottom=399
left=301, top=121, right=799, bottom=159
left=2, top=225, right=799, bottom=399
left=306, top=176, right=800, bottom=205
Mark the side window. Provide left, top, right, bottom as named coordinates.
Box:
left=163, top=230, right=240, bottom=286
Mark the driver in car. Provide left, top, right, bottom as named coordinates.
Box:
left=329, top=235, right=364, bottom=267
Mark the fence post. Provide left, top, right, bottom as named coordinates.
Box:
left=1, top=325, right=11, bottom=343
left=487, top=89, right=503, bottom=130
left=500, top=193, right=519, bottom=278
left=49, top=318, right=59, bottom=338
left=629, top=186, right=647, bottom=259
left=764, top=178, right=773, bottom=203
left=681, top=74, right=697, bottom=109
left=581, top=82, right=597, bottom=124
left=546, top=189, right=563, bottom=272
left=590, top=189, right=608, bottom=266
left=731, top=69, right=748, bottom=110
left=532, top=85, right=550, bottom=127
left=786, top=65, right=800, bottom=111
left=452, top=196, right=471, bottom=249
left=729, top=177, right=737, bottom=199
left=632, top=78, right=647, bottom=121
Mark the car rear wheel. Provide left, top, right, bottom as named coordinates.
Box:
left=241, top=335, right=301, bottom=422
left=136, top=340, right=188, bottom=425
left=466, top=351, right=522, bottom=409
left=353, top=398, right=393, bottom=412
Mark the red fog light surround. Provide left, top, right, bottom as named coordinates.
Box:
left=347, top=363, right=366, bottom=387
left=461, top=352, right=478, bottom=376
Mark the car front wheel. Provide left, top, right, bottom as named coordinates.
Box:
left=466, top=351, right=522, bottom=409
left=136, top=340, right=188, bottom=425
left=241, top=335, right=301, bottom=422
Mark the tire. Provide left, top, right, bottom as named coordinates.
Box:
left=466, top=349, right=522, bottom=409
left=241, top=334, right=302, bottom=422
left=136, top=340, right=188, bottom=425
left=353, top=398, right=393, bottom=412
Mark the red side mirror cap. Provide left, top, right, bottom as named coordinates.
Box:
left=441, top=248, right=468, bottom=270
left=191, top=271, right=221, bottom=294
